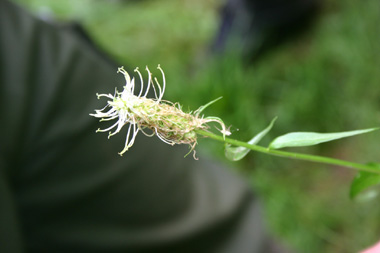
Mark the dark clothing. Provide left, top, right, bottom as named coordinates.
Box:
left=212, top=0, right=320, bottom=60
left=0, top=1, right=279, bottom=252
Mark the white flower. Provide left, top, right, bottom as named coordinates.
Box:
left=90, top=65, right=230, bottom=157
left=90, top=65, right=164, bottom=155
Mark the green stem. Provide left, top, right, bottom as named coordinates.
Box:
left=195, top=129, right=380, bottom=175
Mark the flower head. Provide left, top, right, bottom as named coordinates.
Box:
left=90, top=65, right=229, bottom=158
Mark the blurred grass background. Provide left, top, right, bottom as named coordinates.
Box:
left=14, top=0, right=380, bottom=252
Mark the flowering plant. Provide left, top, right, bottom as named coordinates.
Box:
left=91, top=65, right=380, bottom=198
left=90, top=65, right=229, bottom=158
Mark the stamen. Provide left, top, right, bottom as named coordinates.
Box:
left=154, top=77, right=163, bottom=103
left=119, top=124, right=133, bottom=155
left=95, top=120, right=119, bottom=134
left=128, top=120, right=139, bottom=147
left=155, top=129, right=176, bottom=145
left=130, top=78, right=135, bottom=95
left=144, top=66, right=152, bottom=98
left=100, top=115, right=119, bottom=122
left=134, top=67, right=144, bottom=97
left=139, top=127, right=155, bottom=137
left=96, top=93, right=114, bottom=99
left=157, top=64, right=166, bottom=101
left=151, top=77, right=159, bottom=101
left=117, top=66, right=131, bottom=85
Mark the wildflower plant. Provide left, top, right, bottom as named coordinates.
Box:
left=90, top=65, right=230, bottom=158
left=91, top=65, right=380, bottom=198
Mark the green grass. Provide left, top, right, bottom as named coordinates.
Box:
left=16, top=0, right=380, bottom=252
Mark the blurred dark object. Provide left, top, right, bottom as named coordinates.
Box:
left=212, top=0, right=321, bottom=61
left=0, top=0, right=290, bottom=252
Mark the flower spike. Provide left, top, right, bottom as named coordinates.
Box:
left=90, top=65, right=229, bottom=157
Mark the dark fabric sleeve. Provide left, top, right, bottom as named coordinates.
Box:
left=0, top=1, right=278, bottom=252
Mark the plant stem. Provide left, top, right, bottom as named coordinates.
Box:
left=195, top=130, right=380, bottom=175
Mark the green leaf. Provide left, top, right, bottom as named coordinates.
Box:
left=225, top=117, right=277, bottom=161
left=269, top=128, right=378, bottom=149
left=350, top=163, right=380, bottom=200
left=194, top=97, right=222, bottom=117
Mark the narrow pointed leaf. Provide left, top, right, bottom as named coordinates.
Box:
left=350, top=163, right=380, bottom=200
left=194, top=97, right=222, bottom=117
left=225, top=117, right=277, bottom=161
left=269, top=128, right=378, bottom=149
